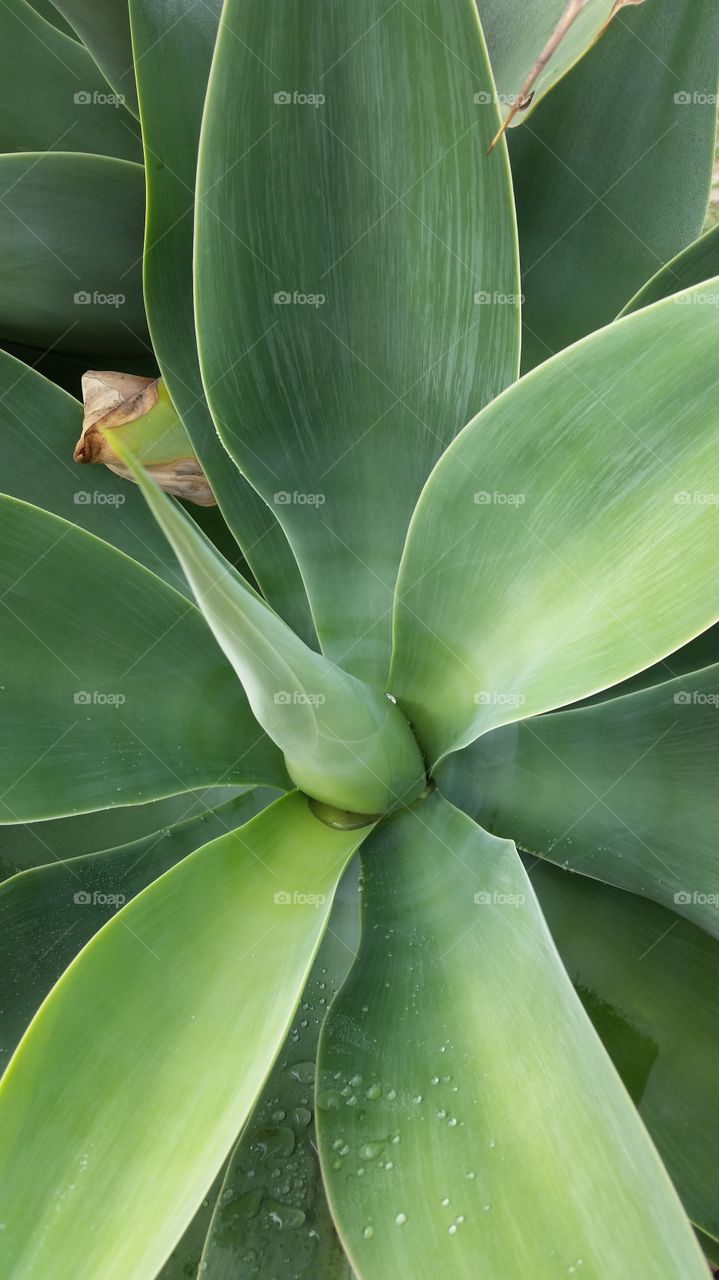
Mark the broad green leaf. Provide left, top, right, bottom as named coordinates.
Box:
left=199, top=862, right=359, bottom=1278
left=390, top=283, right=719, bottom=765
left=0, top=787, right=247, bottom=880
left=560, top=622, right=719, bottom=710
left=439, top=663, right=719, bottom=937
left=0, top=792, right=368, bottom=1280
left=529, top=856, right=719, bottom=1242
left=49, top=0, right=138, bottom=115
left=478, top=0, right=638, bottom=131
left=196, top=0, right=519, bottom=686
left=0, top=0, right=140, bottom=159
left=622, top=225, right=719, bottom=316
left=129, top=0, right=314, bottom=641
left=0, top=789, right=276, bottom=1071
left=0, top=153, right=148, bottom=355
left=510, top=0, right=719, bottom=370
left=0, top=348, right=201, bottom=597
left=26, top=0, right=76, bottom=36
left=0, top=496, right=287, bottom=822
left=116, top=448, right=425, bottom=815
left=316, top=792, right=705, bottom=1277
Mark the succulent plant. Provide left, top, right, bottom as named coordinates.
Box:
left=1, top=1, right=719, bottom=1277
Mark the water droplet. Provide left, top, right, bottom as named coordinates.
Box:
left=448, top=1117, right=458, bottom=1128
left=363, top=1225, right=374, bottom=1239
left=431, top=1076, right=439, bottom=1085
left=266, top=1198, right=306, bottom=1231
left=395, top=1212, right=407, bottom=1226
left=349, top=1074, right=363, bottom=1087
left=437, top=1109, right=447, bottom=1120
left=441, top=1197, right=450, bottom=1207
left=387, top=1089, right=397, bottom=1101
left=448, top=1224, right=458, bottom=1236
left=465, top=1171, right=476, bottom=1180
left=412, top=1095, right=423, bottom=1105
left=359, top=1142, right=384, bottom=1161
left=317, top=1089, right=342, bottom=1110
left=288, top=1062, right=315, bottom=1085
left=250, top=1126, right=295, bottom=1160
left=365, top=1084, right=382, bottom=1100
left=291, top=1107, right=312, bottom=1127
left=488, top=1139, right=496, bottom=1149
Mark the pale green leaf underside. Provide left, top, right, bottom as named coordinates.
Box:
left=510, top=0, right=719, bottom=370
left=531, top=858, right=719, bottom=1242
left=0, top=789, right=276, bottom=1072
left=0, top=496, right=287, bottom=822
left=0, top=152, right=147, bottom=355
left=440, top=662, right=719, bottom=938
left=195, top=0, right=519, bottom=686
left=390, top=281, right=719, bottom=765
left=199, top=862, right=359, bottom=1278
left=0, top=348, right=196, bottom=597
left=316, top=792, right=705, bottom=1277
left=0, top=0, right=140, bottom=159
left=50, top=0, right=139, bottom=115
left=622, top=224, right=719, bottom=316
left=129, top=0, right=314, bottom=641
left=0, top=793, right=366, bottom=1280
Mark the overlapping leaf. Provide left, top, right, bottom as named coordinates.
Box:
left=622, top=225, right=719, bottom=315
left=316, top=793, right=706, bottom=1277
left=390, top=282, right=719, bottom=764
left=49, top=0, right=138, bottom=115
left=0, top=793, right=367, bottom=1280
left=195, top=0, right=519, bottom=686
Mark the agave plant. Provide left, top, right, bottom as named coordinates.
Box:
left=2, top=0, right=719, bottom=1276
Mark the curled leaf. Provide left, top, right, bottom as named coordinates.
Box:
left=74, top=371, right=216, bottom=506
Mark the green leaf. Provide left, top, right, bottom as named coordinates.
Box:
left=0, top=789, right=276, bottom=1071
left=510, top=0, right=719, bottom=370
left=529, top=856, right=719, bottom=1243
left=195, top=0, right=519, bottom=686
left=49, top=0, right=138, bottom=116
left=622, top=224, right=719, bottom=315
left=26, top=0, right=77, bottom=37
left=390, top=282, right=719, bottom=765
left=0, top=153, right=148, bottom=355
left=114, top=447, right=425, bottom=815
left=315, top=792, right=705, bottom=1277
left=439, top=662, right=719, bottom=937
left=0, top=496, right=287, bottom=822
left=0, top=348, right=202, bottom=597
left=0, top=0, right=140, bottom=159
left=0, top=792, right=367, bottom=1280
left=0, top=787, right=248, bottom=881
left=129, top=0, right=314, bottom=642
left=199, top=862, right=359, bottom=1278
left=478, top=0, right=634, bottom=130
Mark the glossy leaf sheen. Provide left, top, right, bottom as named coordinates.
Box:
left=0, top=790, right=275, bottom=1071
left=0, top=0, right=140, bottom=158
left=129, top=0, right=314, bottom=640
left=440, top=663, right=719, bottom=938
left=316, top=792, right=705, bottom=1277
left=0, top=153, right=148, bottom=355
left=116, top=452, right=425, bottom=815
left=390, top=284, right=719, bottom=764
left=196, top=0, right=519, bottom=685
left=0, top=497, right=287, bottom=821
left=530, top=857, right=719, bottom=1241
left=510, top=0, right=719, bottom=369
left=0, top=793, right=366, bottom=1280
